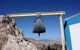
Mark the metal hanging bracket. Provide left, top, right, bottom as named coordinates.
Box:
left=0, top=11, right=65, bottom=50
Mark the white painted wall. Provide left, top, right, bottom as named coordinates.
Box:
left=69, top=23, right=80, bottom=50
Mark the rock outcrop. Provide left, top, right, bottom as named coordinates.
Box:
left=0, top=16, right=38, bottom=50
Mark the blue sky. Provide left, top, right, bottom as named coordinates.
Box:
left=0, top=0, right=80, bottom=40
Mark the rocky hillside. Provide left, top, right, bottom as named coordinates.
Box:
left=0, top=16, right=38, bottom=50
left=24, top=38, right=62, bottom=50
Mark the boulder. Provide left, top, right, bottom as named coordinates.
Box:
left=0, top=16, right=38, bottom=50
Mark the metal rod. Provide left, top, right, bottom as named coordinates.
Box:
left=0, top=11, right=65, bottom=17
left=59, top=14, right=65, bottom=50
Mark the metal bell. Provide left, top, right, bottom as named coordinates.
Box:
left=33, top=17, right=46, bottom=37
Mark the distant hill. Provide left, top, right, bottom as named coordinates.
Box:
left=24, top=37, right=61, bottom=44
left=24, top=37, right=62, bottom=50
left=39, top=39, right=54, bottom=42
left=24, top=37, right=37, bottom=41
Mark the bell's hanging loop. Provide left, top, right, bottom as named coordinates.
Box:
left=33, top=13, right=46, bottom=37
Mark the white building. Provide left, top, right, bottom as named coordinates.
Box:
left=64, top=13, right=80, bottom=50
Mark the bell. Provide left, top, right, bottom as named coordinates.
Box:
left=33, top=17, right=46, bottom=37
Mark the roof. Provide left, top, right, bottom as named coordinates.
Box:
left=65, top=13, right=80, bottom=21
